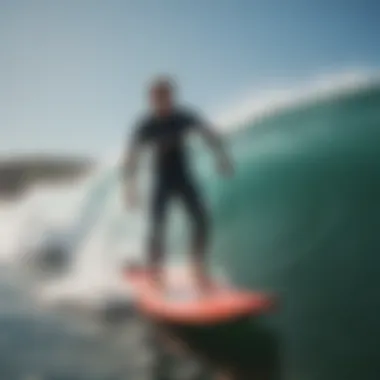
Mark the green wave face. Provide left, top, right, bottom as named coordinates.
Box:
left=189, top=85, right=380, bottom=380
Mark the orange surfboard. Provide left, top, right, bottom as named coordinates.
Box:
left=124, top=266, right=275, bottom=325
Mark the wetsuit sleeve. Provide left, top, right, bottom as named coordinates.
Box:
left=183, top=110, right=226, bottom=153
left=131, top=119, right=149, bottom=146
left=183, top=110, right=206, bottom=130
left=183, top=110, right=218, bottom=138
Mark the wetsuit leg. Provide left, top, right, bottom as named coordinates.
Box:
left=176, top=179, right=209, bottom=260
left=148, top=182, right=172, bottom=270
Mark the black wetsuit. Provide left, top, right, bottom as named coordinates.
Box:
left=131, top=108, right=209, bottom=266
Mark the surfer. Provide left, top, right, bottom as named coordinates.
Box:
left=122, top=76, right=234, bottom=292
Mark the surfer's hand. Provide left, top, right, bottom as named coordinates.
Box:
left=217, top=156, right=234, bottom=178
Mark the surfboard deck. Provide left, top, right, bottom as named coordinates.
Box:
left=124, top=266, right=275, bottom=325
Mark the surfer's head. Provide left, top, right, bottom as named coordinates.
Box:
left=149, top=75, right=176, bottom=116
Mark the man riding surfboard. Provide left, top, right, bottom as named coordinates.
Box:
left=122, top=76, right=234, bottom=292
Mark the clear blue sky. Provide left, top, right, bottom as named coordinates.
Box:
left=0, top=0, right=379, bottom=157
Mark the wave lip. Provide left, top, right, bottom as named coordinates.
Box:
left=214, top=69, right=380, bottom=133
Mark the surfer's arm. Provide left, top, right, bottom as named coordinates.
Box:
left=121, top=122, right=147, bottom=207
left=122, top=127, right=141, bottom=182
left=121, top=140, right=140, bottom=208
left=123, top=144, right=140, bottom=182
left=197, top=122, right=234, bottom=177
left=198, top=123, right=224, bottom=153
left=122, top=118, right=149, bottom=181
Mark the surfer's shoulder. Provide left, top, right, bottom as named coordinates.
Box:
left=175, top=106, right=202, bottom=125
left=129, top=112, right=155, bottom=144
left=132, top=112, right=156, bottom=137
left=175, top=106, right=195, bottom=118
left=135, top=112, right=155, bottom=128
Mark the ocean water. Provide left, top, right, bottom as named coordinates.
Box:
left=1, top=73, right=380, bottom=379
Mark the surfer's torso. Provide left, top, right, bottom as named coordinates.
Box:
left=133, top=108, right=202, bottom=183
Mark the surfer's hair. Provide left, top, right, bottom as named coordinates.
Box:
left=149, top=75, right=176, bottom=95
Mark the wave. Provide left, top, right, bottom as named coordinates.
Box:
left=2, top=68, right=380, bottom=379
left=2, top=69, right=379, bottom=308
